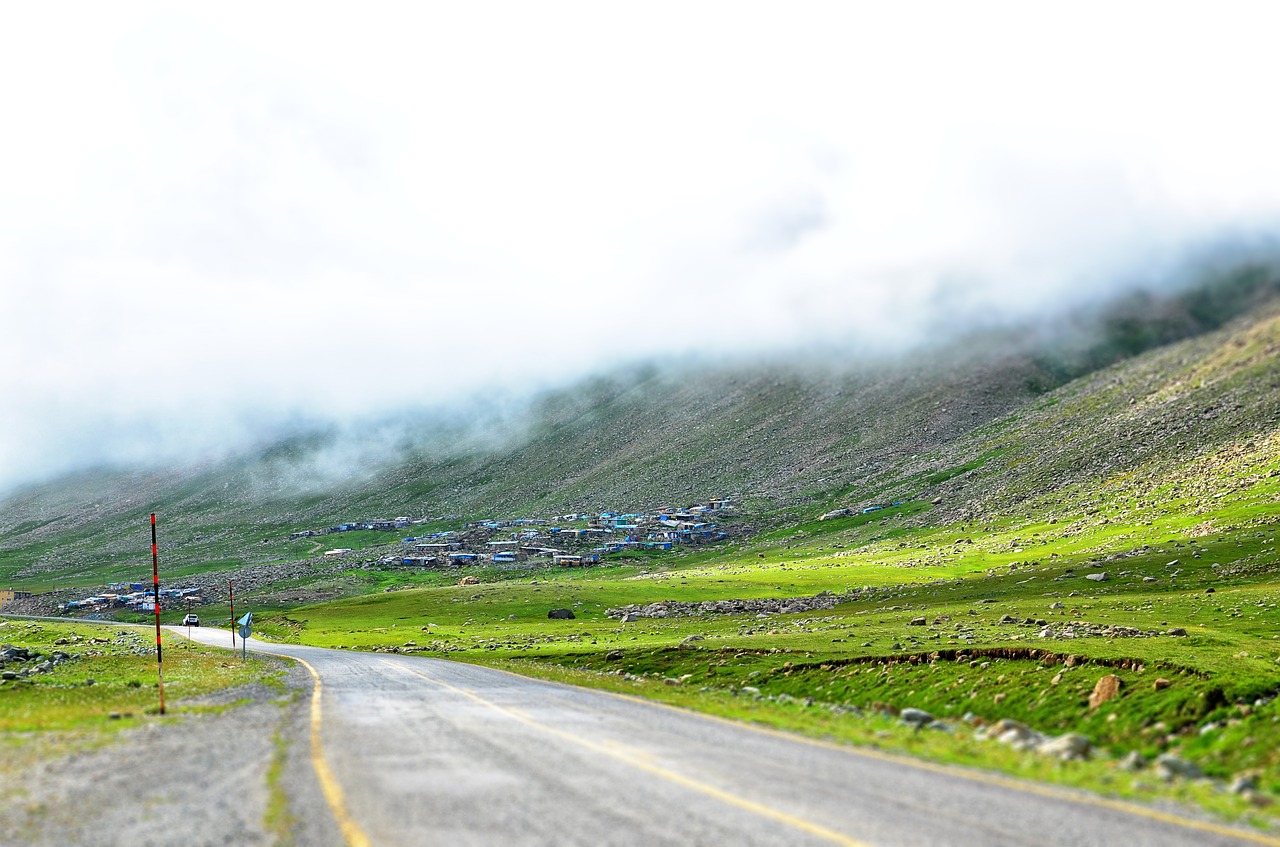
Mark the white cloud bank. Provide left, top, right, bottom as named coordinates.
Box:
left=3, top=2, right=1280, bottom=491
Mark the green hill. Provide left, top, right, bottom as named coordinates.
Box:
left=2, top=261, right=1279, bottom=590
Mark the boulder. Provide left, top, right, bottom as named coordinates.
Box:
left=900, top=708, right=934, bottom=728
left=1230, top=773, right=1260, bottom=795
left=1085, top=572, right=1108, bottom=582
left=1088, top=674, right=1123, bottom=709
left=457, top=576, right=481, bottom=586
left=547, top=608, right=575, bottom=620
left=1155, top=753, right=1203, bottom=781
left=993, top=720, right=1044, bottom=751
left=1119, top=750, right=1146, bottom=771
left=1039, top=733, right=1092, bottom=761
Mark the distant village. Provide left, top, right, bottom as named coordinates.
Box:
left=296, top=495, right=736, bottom=568
left=60, top=584, right=202, bottom=615
left=43, top=496, right=736, bottom=616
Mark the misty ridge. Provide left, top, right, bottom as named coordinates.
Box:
left=13, top=246, right=1276, bottom=510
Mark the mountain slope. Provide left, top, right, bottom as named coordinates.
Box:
left=3, top=264, right=1280, bottom=587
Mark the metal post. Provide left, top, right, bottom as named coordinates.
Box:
left=230, top=580, right=236, bottom=653
left=151, top=513, right=166, bottom=715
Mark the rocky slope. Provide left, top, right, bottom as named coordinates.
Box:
left=2, top=261, right=1279, bottom=584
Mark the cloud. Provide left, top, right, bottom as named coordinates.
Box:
left=3, top=3, right=1280, bottom=492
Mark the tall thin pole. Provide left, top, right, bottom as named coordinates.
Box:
left=151, top=513, right=166, bottom=716
left=229, top=580, right=236, bottom=652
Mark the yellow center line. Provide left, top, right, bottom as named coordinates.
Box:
left=475, top=663, right=1280, bottom=847
left=294, top=656, right=372, bottom=847
left=380, top=658, right=870, bottom=847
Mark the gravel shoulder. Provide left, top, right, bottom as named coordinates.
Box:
left=0, top=658, right=343, bottom=847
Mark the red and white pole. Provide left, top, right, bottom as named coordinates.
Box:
left=229, top=580, right=236, bottom=652
left=151, top=513, right=166, bottom=716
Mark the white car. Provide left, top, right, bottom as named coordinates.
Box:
left=182, top=613, right=200, bottom=626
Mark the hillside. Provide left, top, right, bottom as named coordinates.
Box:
left=1, top=261, right=1279, bottom=590
left=5, top=263, right=1280, bottom=823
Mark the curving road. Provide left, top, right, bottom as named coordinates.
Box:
left=181, top=626, right=1277, bottom=847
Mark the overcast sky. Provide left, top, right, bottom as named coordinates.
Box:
left=3, top=2, right=1280, bottom=492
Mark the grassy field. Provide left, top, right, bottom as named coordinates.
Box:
left=0, top=618, right=281, bottom=774
left=243, top=475, right=1280, bottom=827
left=3, top=276, right=1279, bottom=829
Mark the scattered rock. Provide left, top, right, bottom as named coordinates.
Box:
left=909, top=617, right=927, bottom=626
left=679, top=635, right=705, bottom=647
left=547, top=608, right=575, bottom=620
left=1039, top=733, right=1092, bottom=761
left=458, top=576, right=481, bottom=586
left=605, top=650, right=624, bottom=661
left=1085, top=572, right=1108, bottom=582
left=988, top=718, right=1043, bottom=751
left=1155, top=753, right=1203, bottom=781
left=1088, top=674, right=1123, bottom=709
left=1230, top=774, right=1259, bottom=795
left=900, top=708, right=934, bottom=728
left=1167, top=627, right=1188, bottom=637
left=1153, top=677, right=1172, bottom=691
left=1119, top=750, right=1146, bottom=771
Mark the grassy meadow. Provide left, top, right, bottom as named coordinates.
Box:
left=0, top=618, right=282, bottom=781
left=242, top=469, right=1280, bottom=825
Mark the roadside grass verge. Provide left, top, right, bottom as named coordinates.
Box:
left=0, top=619, right=281, bottom=774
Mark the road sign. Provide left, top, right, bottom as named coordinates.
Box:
left=237, top=611, right=253, bottom=659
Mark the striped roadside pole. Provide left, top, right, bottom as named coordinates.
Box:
left=151, top=513, right=166, bottom=715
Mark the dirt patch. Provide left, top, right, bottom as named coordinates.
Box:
left=0, top=660, right=342, bottom=846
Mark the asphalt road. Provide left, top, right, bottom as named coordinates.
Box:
left=181, top=625, right=1277, bottom=847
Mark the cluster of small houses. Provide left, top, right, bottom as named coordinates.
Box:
left=289, top=497, right=736, bottom=569
left=61, top=582, right=202, bottom=615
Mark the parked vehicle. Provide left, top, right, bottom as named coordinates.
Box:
left=182, top=613, right=200, bottom=627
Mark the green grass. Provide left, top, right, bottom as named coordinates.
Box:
left=0, top=619, right=279, bottom=734
left=245, top=461, right=1280, bottom=827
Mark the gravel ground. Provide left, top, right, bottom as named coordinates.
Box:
left=0, top=660, right=343, bottom=847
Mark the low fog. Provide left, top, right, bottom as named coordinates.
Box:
left=3, top=4, right=1280, bottom=494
